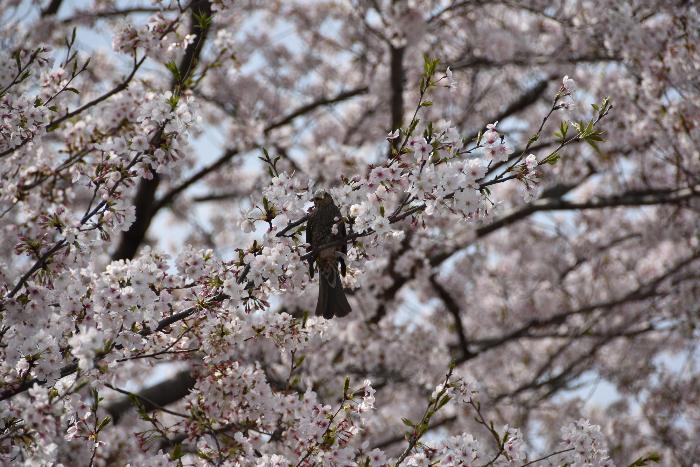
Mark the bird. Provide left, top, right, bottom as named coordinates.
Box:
left=306, top=190, right=351, bottom=319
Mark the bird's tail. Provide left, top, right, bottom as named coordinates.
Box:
left=315, top=263, right=351, bottom=319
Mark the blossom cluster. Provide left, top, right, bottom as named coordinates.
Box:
left=0, top=47, right=52, bottom=155
left=112, top=13, right=176, bottom=56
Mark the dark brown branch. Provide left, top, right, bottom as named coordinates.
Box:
left=557, top=233, right=641, bottom=280
left=275, top=214, right=310, bottom=238
left=152, top=148, right=238, bottom=213
left=495, top=337, right=609, bottom=403
left=266, top=86, right=369, bottom=133
left=47, top=56, right=147, bottom=131
left=8, top=240, right=67, bottom=297
left=463, top=77, right=553, bottom=144
left=60, top=6, right=167, bottom=24
left=430, top=275, right=475, bottom=361
left=372, top=416, right=457, bottom=451
left=106, top=371, right=196, bottom=422
left=430, top=184, right=700, bottom=266
left=450, top=53, right=621, bottom=71
left=389, top=45, right=405, bottom=131
left=111, top=170, right=162, bottom=261
left=41, top=0, right=63, bottom=16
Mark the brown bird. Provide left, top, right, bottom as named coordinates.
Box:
left=306, top=190, right=351, bottom=319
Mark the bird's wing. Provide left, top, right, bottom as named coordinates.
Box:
left=339, top=218, right=347, bottom=255
left=306, top=210, right=314, bottom=246
left=306, top=209, right=316, bottom=277
left=334, top=204, right=348, bottom=276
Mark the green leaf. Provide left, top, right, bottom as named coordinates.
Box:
left=627, top=452, right=661, bottom=466
left=420, top=101, right=433, bottom=107
left=401, top=417, right=415, bottom=427
left=96, top=416, right=112, bottom=432
left=89, top=387, right=100, bottom=406
left=555, top=120, right=569, bottom=140
left=343, top=376, right=350, bottom=397
left=65, top=87, right=80, bottom=95
left=586, top=130, right=605, bottom=142
left=170, top=443, right=184, bottom=460
left=165, top=61, right=181, bottom=82
left=67, top=50, right=78, bottom=67
left=422, top=55, right=440, bottom=79
left=193, top=11, right=212, bottom=30
left=544, top=153, right=560, bottom=165
left=586, top=140, right=603, bottom=156
left=167, top=93, right=180, bottom=108
left=437, top=394, right=451, bottom=409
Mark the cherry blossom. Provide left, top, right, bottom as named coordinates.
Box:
left=1, top=1, right=698, bottom=466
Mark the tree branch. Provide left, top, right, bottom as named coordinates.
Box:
left=430, top=275, right=475, bottom=361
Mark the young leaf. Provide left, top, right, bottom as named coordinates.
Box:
left=627, top=452, right=661, bottom=466
left=96, top=416, right=112, bottom=433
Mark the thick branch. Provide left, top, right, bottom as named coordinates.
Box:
left=451, top=53, right=621, bottom=71
left=430, top=184, right=700, bottom=266
left=60, top=6, right=167, bottom=24
left=389, top=45, right=405, bottom=132
left=266, top=86, right=369, bottom=133
left=106, top=370, right=196, bottom=422
left=47, top=56, right=147, bottom=131
left=430, top=275, right=475, bottom=361
left=41, top=0, right=63, bottom=16
left=463, top=77, right=553, bottom=144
